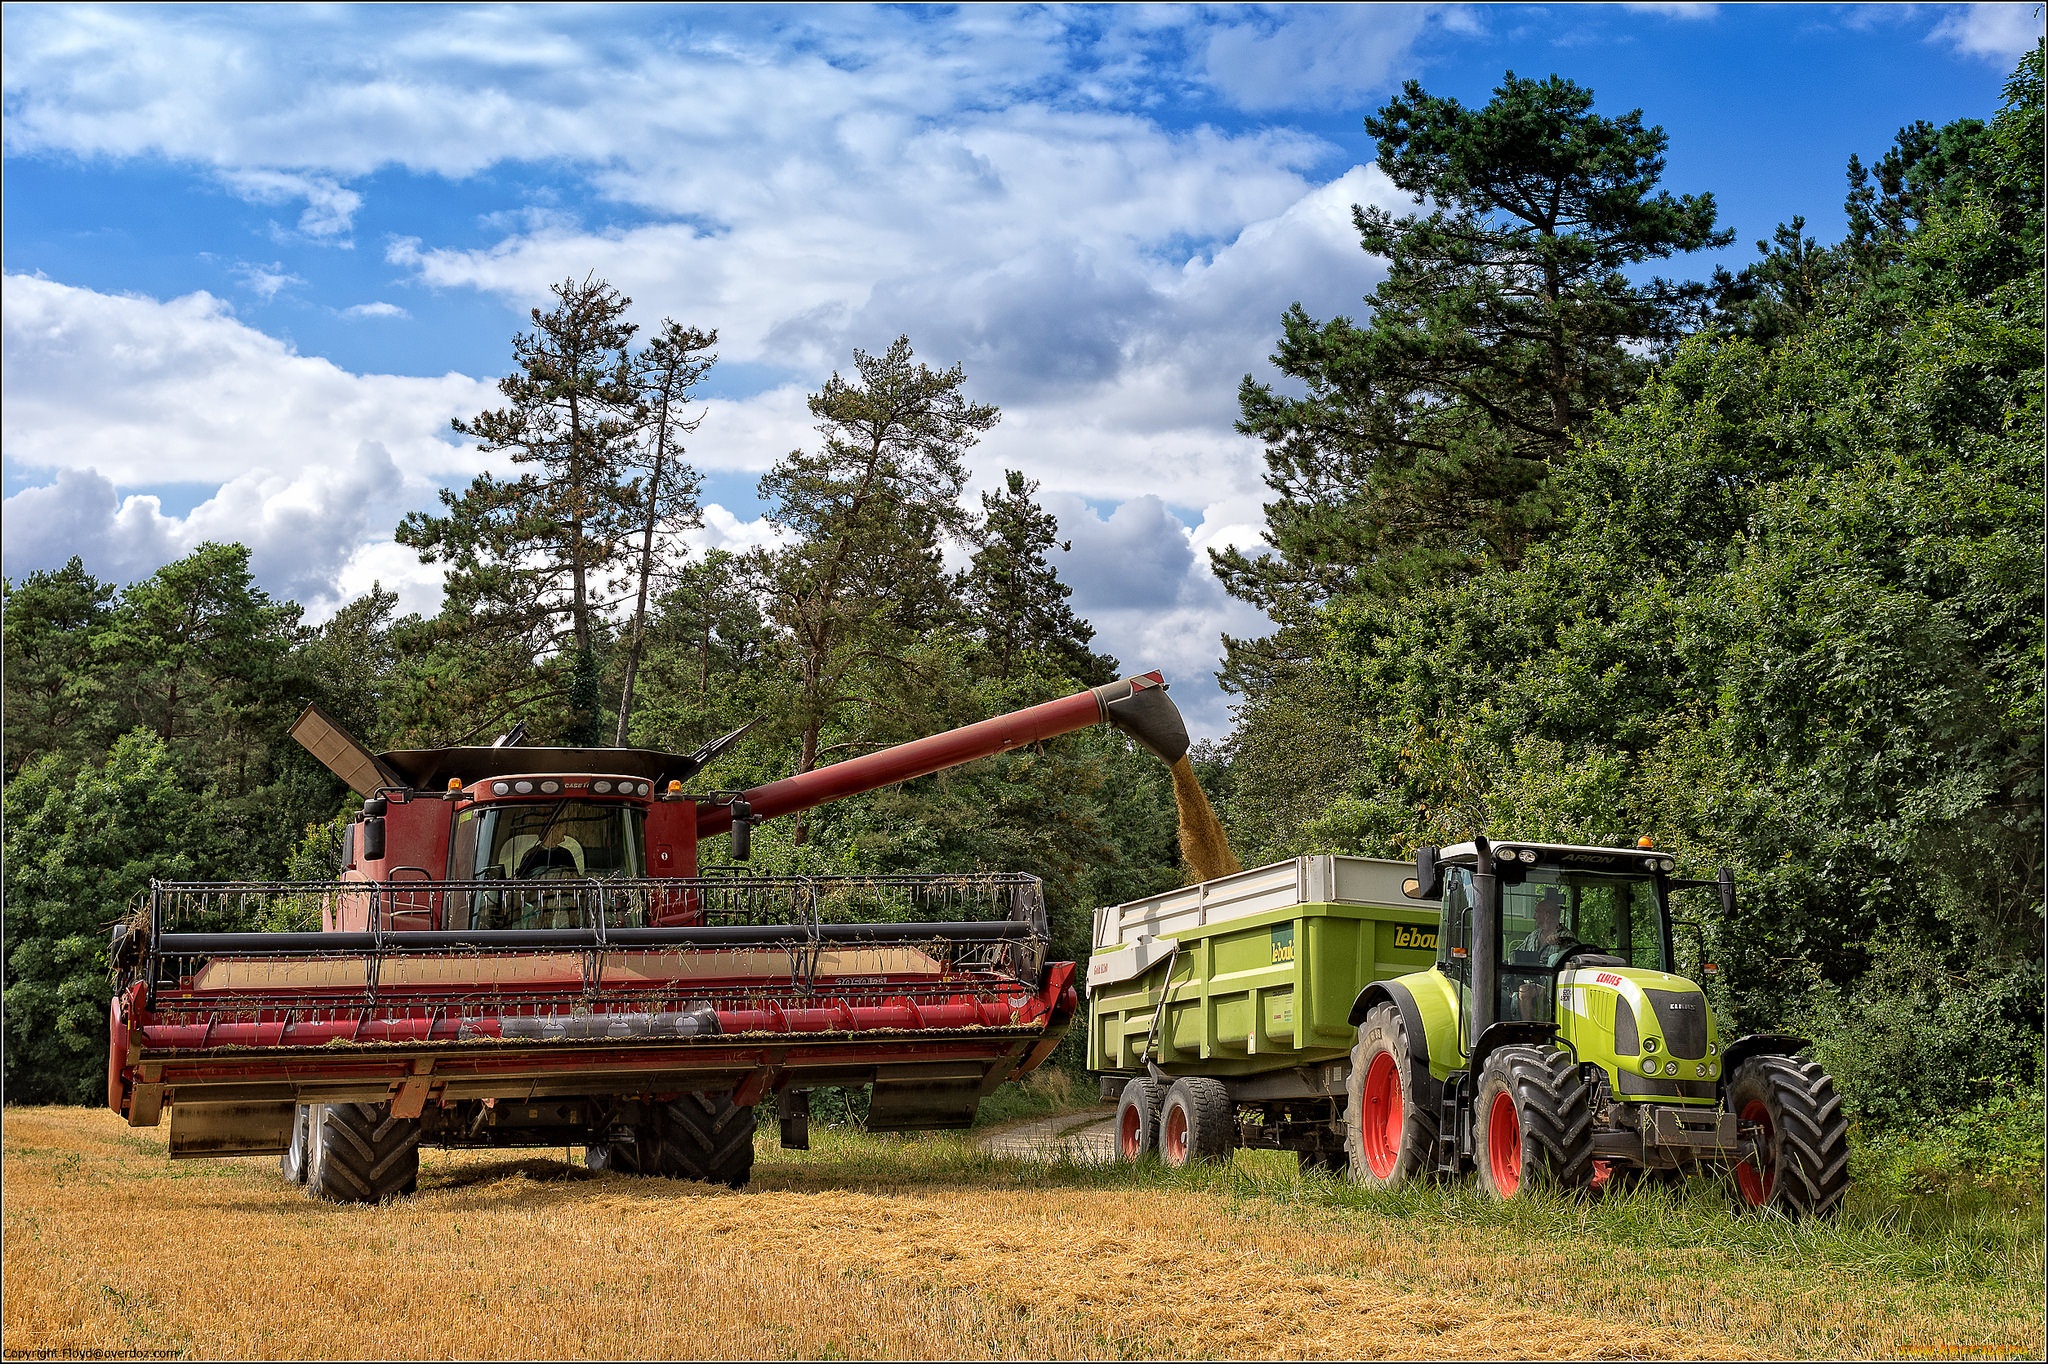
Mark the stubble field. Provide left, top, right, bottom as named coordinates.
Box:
left=2, top=1105, right=2040, bottom=1360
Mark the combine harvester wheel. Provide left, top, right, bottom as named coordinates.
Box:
left=1346, top=1003, right=1438, bottom=1189
left=306, top=1102, right=421, bottom=1204
left=279, top=1104, right=310, bottom=1186
left=1474, top=1046, right=1594, bottom=1199
left=1727, top=1056, right=1849, bottom=1217
left=1158, top=1077, right=1233, bottom=1167
left=655, top=1093, right=757, bottom=1189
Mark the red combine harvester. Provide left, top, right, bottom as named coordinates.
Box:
left=107, top=673, right=1188, bottom=1201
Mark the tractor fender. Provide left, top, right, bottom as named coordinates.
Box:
left=1467, top=1021, right=1561, bottom=1081
left=1347, top=980, right=1432, bottom=1110
left=1720, top=1032, right=1809, bottom=1078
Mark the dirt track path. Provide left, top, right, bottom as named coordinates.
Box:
left=973, top=1108, right=1115, bottom=1161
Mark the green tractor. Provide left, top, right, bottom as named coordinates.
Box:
left=1350, top=836, right=1850, bottom=1213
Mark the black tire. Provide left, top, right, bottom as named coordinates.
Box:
left=1726, top=1055, right=1850, bottom=1217
left=1345, top=1003, right=1440, bottom=1189
left=652, top=1092, right=756, bottom=1188
left=1474, top=1046, right=1594, bottom=1199
left=1114, top=1077, right=1163, bottom=1161
left=1158, top=1077, right=1233, bottom=1167
left=306, top=1101, right=420, bottom=1204
left=280, top=1104, right=309, bottom=1185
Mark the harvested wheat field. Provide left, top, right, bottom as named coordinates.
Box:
left=3, top=1106, right=2040, bottom=1361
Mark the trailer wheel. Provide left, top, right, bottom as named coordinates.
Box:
left=1474, top=1046, right=1594, bottom=1199
left=1158, top=1077, right=1233, bottom=1167
left=305, top=1101, right=420, bottom=1204
left=1114, top=1077, right=1163, bottom=1161
left=653, top=1092, right=756, bottom=1189
left=280, top=1104, right=310, bottom=1185
left=1726, top=1056, right=1849, bottom=1217
left=1345, top=1003, right=1439, bottom=1189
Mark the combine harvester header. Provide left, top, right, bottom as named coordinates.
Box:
left=109, top=673, right=1189, bottom=1200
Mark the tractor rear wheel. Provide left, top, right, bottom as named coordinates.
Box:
left=1345, top=1003, right=1439, bottom=1189
left=1158, top=1077, right=1233, bottom=1167
left=305, top=1101, right=419, bottom=1203
left=1474, top=1046, right=1594, bottom=1199
left=1726, top=1055, right=1849, bottom=1217
left=1114, top=1077, right=1163, bottom=1161
left=652, top=1092, right=757, bottom=1188
left=280, top=1103, right=310, bottom=1185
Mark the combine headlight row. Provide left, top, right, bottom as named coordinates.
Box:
left=486, top=779, right=652, bottom=797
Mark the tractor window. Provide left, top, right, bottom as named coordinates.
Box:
left=1501, top=871, right=1669, bottom=973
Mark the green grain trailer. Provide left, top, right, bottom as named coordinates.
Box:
left=1086, top=855, right=1437, bottom=1171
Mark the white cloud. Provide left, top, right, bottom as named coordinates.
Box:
left=1928, top=3, right=2043, bottom=61
left=1, top=274, right=492, bottom=488
left=1621, top=3, right=1720, bottom=17
left=231, top=260, right=302, bottom=300
left=219, top=169, right=363, bottom=242
left=1201, top=6, right=1439, bottom=111
left=341, top=301, right=409, bottom=319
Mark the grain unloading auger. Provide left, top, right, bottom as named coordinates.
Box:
left=108, top=672, right=1190, bottom=1201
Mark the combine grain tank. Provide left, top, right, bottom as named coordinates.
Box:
left=109, top=672, right=1191, bottom=1201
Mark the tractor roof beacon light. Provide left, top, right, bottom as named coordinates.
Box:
left=1637, top=836, right=1655, bottom=849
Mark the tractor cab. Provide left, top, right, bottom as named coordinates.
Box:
left=1430, top=840, right=1677, bottom=1030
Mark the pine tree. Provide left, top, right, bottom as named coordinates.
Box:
left=963, top=470, right=1114, bottom=685
left=615, top=320, right=713, bottom=745
left=1215, top=71, right=1732, bottom=650
left=397, top=275, right=643, bottom=745
left=750, top=336, right=997, bottom=781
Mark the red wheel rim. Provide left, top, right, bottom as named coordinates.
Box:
left=1487, top=1089, right=1522, bottom=1196
left=1360, top=1052, right=1402, bottom=1179
left=1118, top=1104, right=1144, bottom=1158
left=1164, top=1104, right=1189, bottom=1165
left=1735, top=1098, right=1775, bottom=1205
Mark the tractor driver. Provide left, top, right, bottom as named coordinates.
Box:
left=1519, top=889, right=1583, bottom=967
left=1513, top=889, right=1584, bottom=1020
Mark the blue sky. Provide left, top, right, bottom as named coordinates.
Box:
left=3, top=3, right=2037, bottom=737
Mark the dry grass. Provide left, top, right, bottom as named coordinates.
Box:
left=3, top=1106, right=2040, bottom=1360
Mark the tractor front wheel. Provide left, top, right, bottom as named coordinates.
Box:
left=1474, top=1046, right=1594, bottom=1199
left=1726, top=1056, right=1849, bottom=1217
left=1158, top=1077, right=1233, bottom=1167
left=1345, top=1003, right=1440, bottom=1189
left=1114, top=1077, right=1163, bottom=1161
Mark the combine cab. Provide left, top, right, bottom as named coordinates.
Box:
left=108, top=673, right=1190, bottom=1201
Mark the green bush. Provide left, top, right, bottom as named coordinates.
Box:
left=1794, top=932, right=2044, bottom=1132
left=1853, top=1085, right=2046, bottom=1203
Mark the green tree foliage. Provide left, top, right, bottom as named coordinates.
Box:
left=1215, top=71, right=1732, bottom=654
left=616, top=320, right=715, bottom=745
left=1217, top=52, right=2045, bottom=1127
left=749, top=335, right=998, bottom=779
left=398, top=275, right=649, bottom=744
left=3, top=734, right=197, bottom=1103
left=2, top=556, right=114, bottom=779
left=963, top=470, right=1114, bottom=685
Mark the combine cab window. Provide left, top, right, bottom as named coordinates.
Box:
left=448, top=801, right=646, bottom=930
